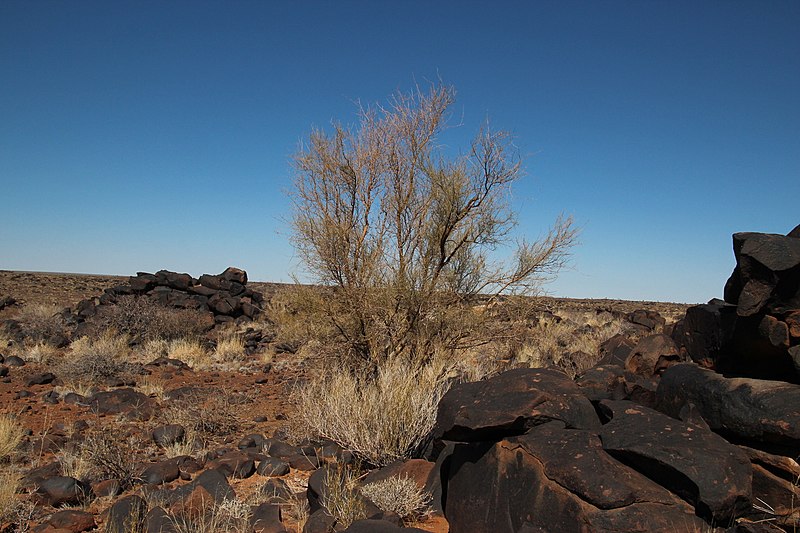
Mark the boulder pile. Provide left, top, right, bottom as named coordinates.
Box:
left=422, top=225, right=800, bottom=532
left=72, top=267, right=264, bottom=327
left=673, top=225, right=800, bottom=382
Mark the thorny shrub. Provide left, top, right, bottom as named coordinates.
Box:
left=96, top=295, right=209, bottom=343
left=15, top=303, right=66, bottom=344
left=56, top=331, right=133, bottom=388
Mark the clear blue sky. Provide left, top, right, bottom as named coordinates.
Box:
left=2, top=1, right=798, bottom=303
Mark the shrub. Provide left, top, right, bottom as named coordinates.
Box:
left=0, top=415, right=24, bottom=461
left=294, top=355, right=453, bottom=466
left=97, top=295, right=208, bottom=342
left=15, top=303, right=65, bottom=344
left=289, top=83, right=577, bottom=370
left=360, top=475, right=432, bottom=525
left=57, top=332, right=131, bottom=387
left=83, top=428, right=140, bottom=489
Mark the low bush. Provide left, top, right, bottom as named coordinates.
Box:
left=57, top=332, right=131, bottom=387
left=96, top=295, right=209, bottom=342
left=0, top=468, right=21, bottom=523
left=15, top=303, right=65, bottom=343
left=360, top=475, right=432, bottom=525
left=294, top=355, right=453, bottom=467
left=83, top=428, right=140, bottom=490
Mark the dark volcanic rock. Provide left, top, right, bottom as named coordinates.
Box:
left=671, top=299, right=738, bottom=368
left=575, top=364, right=658, bottom=408
left=89, top=388, right=154, bottom=420
left=444, top=422, right=707, bottom=533
left=656, top=363, right=800, bottom=456
left=596, top=334, right=635, bottom=367
left=36, top=476, right=91, bottom=507
left=432, top=367, right=599, bottom=446
left=624, top=334, right=683, bottom=378
left=598, top=400, right=752, bottom=522
left=106, top=495, right=148, bottom=533
left=38, top=509, right=95, bottom=532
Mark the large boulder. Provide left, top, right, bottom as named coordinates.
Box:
left=443, top=422, right=707, bottom=533
left=624, top=334, right=683, bottom=378
left=597, top=400, right=752, bottom=522
left=671, top=299, right=738, bottom=368
left=656, top=364, right=800, bottom=457
left=431, top=368, right=599, bottom=447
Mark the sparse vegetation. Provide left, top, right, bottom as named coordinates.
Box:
left=97, top=295, right=208, bottom=343
left=289, top=83, right=577, bottom=370
left=320, top=464, right=367, bottom=529
left=295, top=355, right=453, bottom=466
left=360, top=475, right=432, bottom=525
left=0, top=415, right=24, bottom=461
left=15, top=303, right=65, bottom=344
left=514, top=310, right=627, bottom=378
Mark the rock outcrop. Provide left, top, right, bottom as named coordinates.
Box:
left=673, top=227, right=800, bottom=382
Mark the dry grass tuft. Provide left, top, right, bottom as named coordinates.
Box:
left=295, top=355, right=453, bottom=467
left=0, top=415, right=24, bottom=461
left=57, top=331, right=131, bottom=388
left=0, top=468, right=21, bottom=523
left=514, top=311, right=626, bottom=378
left=321, top=464, right=367, bottom=529
left=168, top=338, right=212, bottom=369
left=214, top=334, right=246, bottom=363
left=169, top=496, right=252, bottom=533
left=360, top=475, right=432, bottom=525
left=24, top=341, right=60, bottom=365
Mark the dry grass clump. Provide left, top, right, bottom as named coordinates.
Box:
left=97, top=295, right=209, bottom=343
left=0, top=468, right=21, bottom=523
left=294, top=355, right=453, bottom=467
left=213, top=333, right=246, bottom=363
left=15, top=303, right=65, bottom=343
left=55, top=443, right=92, bottom=481
left=161, top=391, right=242, bottom=439
left=169, top=496, right=252, bottom=533
left=321, top=464, right=367, bottom=529
left=57, top=331, right=131, bottom=388
left=0, top=415, right=24, bottom=461
left=360, top=475, right=432, bottom=525
left=167, top=338, right=213, bottom=369
left=514, top=311, right=626, bottom=378
left=24, top=341, right=60, bottom=365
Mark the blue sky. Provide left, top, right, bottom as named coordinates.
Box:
left=1, top=1, right=798, bottom=303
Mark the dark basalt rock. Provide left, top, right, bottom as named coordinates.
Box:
left=431, top=367, right=600, bottom=447
left=656, top=363, right=800, bottom=457
left=444, top=422, right=707, bottom=533
left=598, top=400, right=752, bottom=522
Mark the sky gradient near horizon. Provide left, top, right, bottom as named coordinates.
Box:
left=2, top=1, right=798, bottom=303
